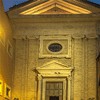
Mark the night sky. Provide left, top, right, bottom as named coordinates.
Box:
left=2, top=0, right=100, bottom=11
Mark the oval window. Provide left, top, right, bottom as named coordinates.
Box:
left=48, top=43, right=62, bottom=52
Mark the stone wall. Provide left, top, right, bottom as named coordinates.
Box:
left=0, top=0, right=13, bottom=100
left=11, top=15, right=99, bottom=100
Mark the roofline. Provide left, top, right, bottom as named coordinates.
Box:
left=81, top=0, right=100, bottom=8
left=8, top=0, right=33, bottom=11
left=8, top=0, right=100, bottom=12
left=8, top=0, right=47, bottom=12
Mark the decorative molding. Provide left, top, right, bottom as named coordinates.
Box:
left=72, top=34, right=85, bottom=39
left=39, top=35, right=71, bottom=58
left=36, top=60, right=74, bottom=77
left=35, top=60, right=74, bottom=100
left=13, top=35, right=39, bottom=40
left=20, top=0, right=92, bottom=15
left=42, top=78, right=67, bottom=100
left=72, top=34, right=98, bottom=39
left=37, top=74, right=42, bottom=81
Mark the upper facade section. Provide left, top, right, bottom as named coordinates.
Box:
left=8, top=0, right=100, bottom=16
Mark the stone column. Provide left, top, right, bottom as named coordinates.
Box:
left=87, top=36, right=97, bottom=100
left=27, top=38, right=39, bottom=100
left=37, top=74, right=42, bottom=100
left=84, top=37, right=88, bottom=100
left=67, top=75, right=72, bottom=100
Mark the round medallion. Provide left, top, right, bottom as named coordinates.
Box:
left=48, top=43, right=62, bottom=52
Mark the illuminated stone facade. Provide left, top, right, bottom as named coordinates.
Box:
left=0, top=0, right=100, bottom=100
left=9, top=14, right=100, bottom=100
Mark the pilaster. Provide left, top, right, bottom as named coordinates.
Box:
left=67, top=75, right=72, bottom=100
left=73, top=36, right=84, bottom=100
left=37, top=74, right=42, bottom=100
left=87, top=37, right=97, bottom=100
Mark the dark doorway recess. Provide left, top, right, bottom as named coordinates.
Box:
left=49, top=96, right=59, bottom=100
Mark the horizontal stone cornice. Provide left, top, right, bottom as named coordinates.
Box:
left=13, top=34, right=99, bottom=40
left=10, top=14, right=100, bottom=23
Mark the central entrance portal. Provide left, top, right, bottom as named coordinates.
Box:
left=46, top=82, right=63, bottom=100
left=36, top=60, right=74, bottom=100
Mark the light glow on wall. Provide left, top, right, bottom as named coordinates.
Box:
left=0, top=24, right=5, bottom=44
left=0, top=25, right=3, bottom=39
left=0, top=80, right=3, bottom=96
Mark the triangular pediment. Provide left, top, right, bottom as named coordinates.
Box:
left=41, top=7, right=71, bottom=14
left=8, top=0, right=100, bottom=15
left=37, top=60, right=69, bottom=70
left=35, top=60, right=74, bottom=76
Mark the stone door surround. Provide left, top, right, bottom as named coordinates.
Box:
left=34, top=60, right=74, bottom=100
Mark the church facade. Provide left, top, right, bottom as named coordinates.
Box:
left=0, top=0, right=100, bottom=100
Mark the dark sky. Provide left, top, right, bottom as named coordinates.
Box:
left=89, top=0, right=100, bottom=4
left=2, top=0, right=28, bottom=11
left=2, top=0, right=100, bottom=11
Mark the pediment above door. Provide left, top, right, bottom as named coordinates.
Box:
left=35, top=60, right=74, bottom=77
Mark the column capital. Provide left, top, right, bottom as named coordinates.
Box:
left=38, top=74, right=42, bottom=81
left=67, top=74, right=72, bottom=81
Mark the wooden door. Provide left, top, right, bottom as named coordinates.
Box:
left=45, top=82, right=63, bottom=100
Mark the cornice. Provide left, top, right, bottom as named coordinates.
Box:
left=13, top=34, right=99, bottom=40
left=10, top=14, right=100, bottom=23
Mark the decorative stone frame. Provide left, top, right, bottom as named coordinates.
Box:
left=42, top=78, right=67, bottom=100
left=39, top=36, right=71, bottom=58
left=35, top=60, right=74, bottom=100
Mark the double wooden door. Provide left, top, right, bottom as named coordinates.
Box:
left=45, top=82, right=63, bottom=100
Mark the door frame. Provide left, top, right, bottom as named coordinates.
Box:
left=42, top=78, right=67, bottom=100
